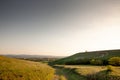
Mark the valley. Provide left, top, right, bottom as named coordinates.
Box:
left=0, top=49, right=120, bottom=80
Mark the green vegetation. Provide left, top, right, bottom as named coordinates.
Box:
left=51, top=50, right=120, bottom=65
left=59, top=75, right=67, bottom=80
left=55, top=65, right=120, bottom=80
left=54, top=65, right=86, bottom=80
left=108, top=57, right=120, bottom=66
left=50, top=49, right=120, bottom=80
left=106, top=65, right=114, bottom=72
left=23, top=58, right=58, bottom=62
left=90, top=59, right=103, bottom=65
left=1, top=49, right=120, bottom=80
left=0, top=56, right=55, bottom=80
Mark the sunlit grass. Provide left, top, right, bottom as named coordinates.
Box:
left=55, top=65, right=120, bottom=80
left=0, top=56, right=55, bottom=80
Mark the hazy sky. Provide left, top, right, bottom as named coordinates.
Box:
left=0, top=0, right=120, bottom=56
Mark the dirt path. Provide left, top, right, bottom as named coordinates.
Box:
left=53, top=68, right=67, bottom=80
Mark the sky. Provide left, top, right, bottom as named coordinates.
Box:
left=0, top=0, right=120, bottom=56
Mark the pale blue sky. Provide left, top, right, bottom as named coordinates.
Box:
left=0, top=0, right=120, bottom=56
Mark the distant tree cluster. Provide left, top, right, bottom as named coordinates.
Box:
left=65, top=59, right=90, bottom=65
left=108, top=57, right=120, bottom=66
left=60, top=57, right=120, bottom=66
left=90, top=59, right=103, bottom=65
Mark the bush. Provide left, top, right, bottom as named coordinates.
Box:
left=90, top=59, right=103, bottom=65
left=65, top=59, right=90, bottom=65
left=106, top=65, right=114, bottom=72
left=103, top=60, right=108, bottom=65
left=108, top=57, right=120, bottom=66
left=59, top=75, right=67, bottom=80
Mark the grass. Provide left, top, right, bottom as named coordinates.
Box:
left=53, top=65, right=86, bottom=80
left=50, top=49, right=120, bottom=80
left=54, top=65, right=120, bottom=80
left=1, top=49, right=120, bottom=80
left=0, top=56, right=55, bottom=80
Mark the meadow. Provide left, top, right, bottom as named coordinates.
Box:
left=0, top=56, right=55, bottom=80
left=0, top=49, right=120, bottom=80
left=54, top=65, right=120, bottom=80
left=51, top=50, right=120, bottom=80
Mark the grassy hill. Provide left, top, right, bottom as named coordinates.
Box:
left=54, top=65, right=120, bottom=80
left=0, top=56, right=55, bottom=80
left=51, top=49, right=120, bottom=65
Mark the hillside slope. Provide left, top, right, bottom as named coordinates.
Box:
left=52, top=49, right=120, bottom=64
left=0, top=56, right=54, bottom=80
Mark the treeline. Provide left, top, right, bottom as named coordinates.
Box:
left=63, top=57, right=120, bottom=66
left=20, top=58, right=57, bottom=62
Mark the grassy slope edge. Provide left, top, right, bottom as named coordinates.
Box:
left=0, top=56, right=55, bottom=80
left=54, top=65, right=120, bottom=80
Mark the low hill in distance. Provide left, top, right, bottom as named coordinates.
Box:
left=1, top=54, right=65, bottom=62
left=0, top=56, right=55, bottom=80
left=51, top=49, right=120, bottom=65
left=1, top=54, right=64, bottom=59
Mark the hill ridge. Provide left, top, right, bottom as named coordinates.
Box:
left=52, top=49, right=120, bottom=65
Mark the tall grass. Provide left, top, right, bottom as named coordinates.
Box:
left=59, top=75, right=67, bottom=80
left=0, top=56, right=55, bottom=80
left=55, top=65, right=120, bottom=80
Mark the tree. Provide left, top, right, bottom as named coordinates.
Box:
left=108, top=57, right=120, bottom=66
left=90, top=59, right=103, bottom=65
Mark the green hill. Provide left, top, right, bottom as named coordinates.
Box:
left=0, top=56, right=55, bottom=80
left=51, top=49, right=120, bottom=65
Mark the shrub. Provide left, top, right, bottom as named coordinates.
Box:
left=106, top=65, right=114, bottom=72
left=103, top=60, right=108, bottom=65
left=65, top=59, right=90, bottom=65
left=59, top=75, right=67, bottom=80
left=90, top=59, right=103, bottom=65
left=108, top=57, right=120, bottom=66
